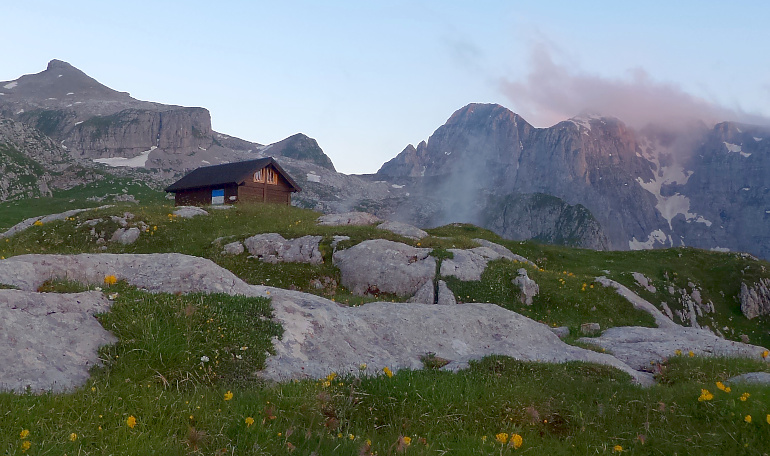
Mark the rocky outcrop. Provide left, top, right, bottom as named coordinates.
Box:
left=333, top=239, right=435, bottom=297
left=512, top=268, right=539, bottom=305
left=441, top=239, right=534, bottom=282
left=0, top=206, right=112, bottom=240
left=260, top=133, right=335, bottom=171
left=484, top=193, right=610, bottom=250
left=0, top=290, right=116, bottom=392
left=727, top=372, right=770, bottom=385
left=740, top=278, right=770, bottom=319
left=243, top=233, right=323, bottom=264
left=0, top=253, right=655, bottom=387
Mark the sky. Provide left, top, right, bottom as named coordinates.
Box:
left=2, top=1, right=770, bottom=174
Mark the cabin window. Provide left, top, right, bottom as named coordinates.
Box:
left=266, top=168, right=277, bottom=184
left=211, top=189, right=225, bottom=205
left=254, top=170, right=264, bottom=182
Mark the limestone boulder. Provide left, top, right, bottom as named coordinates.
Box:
left=333, top=239, right=435, bottom=297
left=727, top=372, right=770, bottom=385
left=317, top=212, right=381, bottom=226
left=173, top=206, right=209, bottom=218
left=0, top=290, right=116, bottom=392
left=110, top=227, right=140, bottom=245
left=244, top=233, right=323, bottom=264
left=221, top=241, right=245, bottom=255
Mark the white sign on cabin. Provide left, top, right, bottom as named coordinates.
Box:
left=211, top=189, right=225, bottom=205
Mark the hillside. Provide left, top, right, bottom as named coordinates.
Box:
left=1, top=199, right=769, bottom=454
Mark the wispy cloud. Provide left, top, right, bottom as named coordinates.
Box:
left=500, top=43, right=770, bottom=128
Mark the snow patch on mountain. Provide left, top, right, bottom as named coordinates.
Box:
left=629, top=229, right=670, bottom=250
left=93, top=147, right=155, bottom=168
left=3, top=81, right=18, bottom=89
left=636, top=143, right=712, bottom=229
left=724, top=142, right=751, bottom=157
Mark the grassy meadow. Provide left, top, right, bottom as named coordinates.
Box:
left=1, top=196, right=770, bottom=454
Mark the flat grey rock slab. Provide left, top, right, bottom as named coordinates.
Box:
left=595, top=276, right=677, bottom=329
left=579, top=326, right=769, bottom=372
left=244, top=233, right=323, bottom=264
left=0, top=253, right=257, bottom=296
left=437, top=280, right=457, bottom=305
left=333, top=239, right=435, bottom=296
left=0, top=290, right=116, bottom=393
left=0, top=205, right=112, bottom=240
left=173, top=206, right=209, bottom=218
left=317, top=212, right=381, bottom=226
left=727, top=372, right=770, bottom=385
left=0, top=253, right=656, bottom=388
left=376, top=220, right=428, bottom=239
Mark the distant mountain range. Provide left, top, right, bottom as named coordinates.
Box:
left=1, top=61, right=768, bottom=259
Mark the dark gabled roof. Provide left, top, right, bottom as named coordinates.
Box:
left=164, top=157, right=301, bottom=193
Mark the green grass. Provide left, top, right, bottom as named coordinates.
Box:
left=2, top=199, right=770, bottom=454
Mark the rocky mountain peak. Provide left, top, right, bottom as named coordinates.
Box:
left=260, top=133, right=336, bottom=171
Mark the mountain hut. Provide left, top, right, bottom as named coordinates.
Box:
left=164, top=157, right=301, bottom=206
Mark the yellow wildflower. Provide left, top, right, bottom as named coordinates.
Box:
left=20, top=429, right=30, bottom=439
left=495, top=433, right=509, bottom=444
left=402, top=436, right=411, bottom=446
left=740, top=392, right=750, bottom=401
left=762, top=350, right=769, bottom=359
left=21, top=440, right=31, bottom=452
left=33, top=220, right=43, bottom=226
left=224, top=390, right=233, bottom=401
left=698, top=389, right=714, bottom=401
left=613, top=445, right=623, bottom=452
left=675, top=349, right=682, bottom=356
left=245, top=417, right=254, bottom=427
left=716, top=381, right=726, bottom=391
left=326, top=372, right=337, bottom=382
left=725, top=387, right=731, bottom=393
left=104, top=275, right=117, bottom=285
left=349, top=433, right=355, bottom=440
left=745, top=415, right=752, bottom=424
left=688, top=350, right=695, bottom=357
left=69, top=432, right=77, bottom=441
left=510, top=433, right=523, bottom=449
left=766, top=414, right=770, bottom=425
left=481, top=435, right=487, bottom=443
left=383, top=367, right=393, bottom=378
left=126, top=415, right=137, bottom=428
left=359, top=363, right=367, bottom=370
left=367, top=439, right=372, bottom=446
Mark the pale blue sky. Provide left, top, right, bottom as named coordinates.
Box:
left=3, top=1, right=769, bottom=173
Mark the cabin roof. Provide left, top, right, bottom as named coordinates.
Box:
left=164, top=157, right=301, bottom=193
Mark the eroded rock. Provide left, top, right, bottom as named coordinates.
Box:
left=740, top=278, right=770, bottom=319
left=110, top=227, right=140, bottom=245
left=512, top=268, right=539, bottom=305
left=244, top=233, right=323, bottom=264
